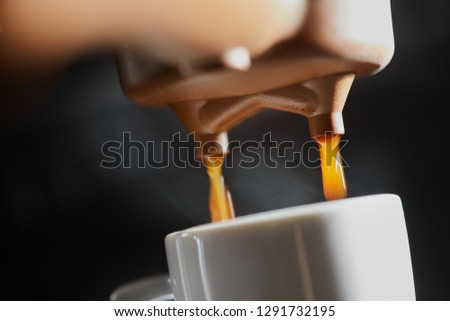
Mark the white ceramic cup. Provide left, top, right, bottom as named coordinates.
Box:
left=112, top=194, right=415, bottom=300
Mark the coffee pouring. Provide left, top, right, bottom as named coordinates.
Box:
left=116, top=0, right=394, bottom=219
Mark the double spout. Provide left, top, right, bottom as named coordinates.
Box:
left=170, top=73, right=355, bottom=159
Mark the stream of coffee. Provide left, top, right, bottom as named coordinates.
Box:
left=316, top=134, right=347, bottom=200
left=204, top=156, right=235, bottom=222
left=205, top=133, right=347, bottom=222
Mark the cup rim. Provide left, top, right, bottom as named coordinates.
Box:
left=166, top=193, right=401, bottom=238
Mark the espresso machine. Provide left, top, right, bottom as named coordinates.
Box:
left=116, top=0, right=394, bottom=158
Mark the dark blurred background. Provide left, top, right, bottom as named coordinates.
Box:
left=1, top=0, right=449, bottom=300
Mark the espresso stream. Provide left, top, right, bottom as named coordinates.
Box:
left=316, top=134, right=348, bottom=200
left=204, top=156, right=235, bottom=222
left=205, top=134, right=347, bottom=222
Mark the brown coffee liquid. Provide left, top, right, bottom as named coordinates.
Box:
left=316, top=134, right=347, bottom=200
left=203, top=135, right=345, bottom=222
left=204, top=156, right=235, bottom=222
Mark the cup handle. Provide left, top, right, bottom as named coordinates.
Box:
left=110, top=274, right=174, bottom=301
